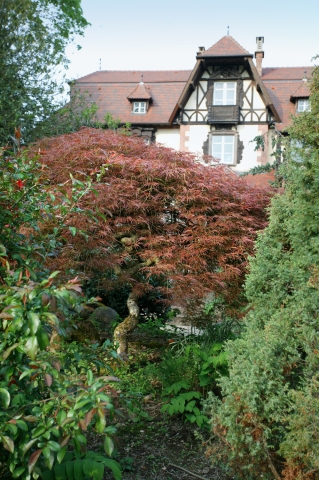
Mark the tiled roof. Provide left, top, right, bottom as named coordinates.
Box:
left=199, top=36, right=251, bottom=57
left=262, top=67, right=313, bottom=80
left=127, top=82, right=152, bottom=100
left=291, top=81, right=311, bottom=98
left=73, top=41, right=313, bottom=130
left=76, top=70, right=191, bottom=83
left=244, top=171, right=276, bottom=188
left=262, top=68, right=313, bottom=131
left=76, top=82, right=186, bottom=125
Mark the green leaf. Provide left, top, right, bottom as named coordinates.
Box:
left=96, top=414, right=106, bottom=434
left=2, top=343, right=20, bottom=360
left=42, top=470, right=55, bottom=480
left=2, top=435, right=14, bottom=453
left=104, top=436, right=114, bottom=457
left=92, top=462, right=104, bottom=480
left=42, top=446, right=51, bottom=459
left=53, top=463, right=66, bottom=480
left=69, top=227, right=77, bottom=236
left=73, top=459, right=85, bottom=480
left=87, top=369, right=93, bottom=385
left=47, top=440, right=61, bottom=452
left=24, top=336, right=38, bottom=360
left=28, top=448, right=42, bottom=474
left=16, top=419, right=28, bottom=431
left=65, top=461, right=75, bottom=480
left=37, top=327, right=49, bottom=350
left=103, top=459, right=122, bottom=480
left=74, top=399, right=92, bottom=410
left=32, top=425, right=46, bottom=438
left=12, top=467, right=26, bottom=478
left=48, top=271, right=60, bottom=280
left=27, top=312, right=40, bottom=335
left=22, top=438, right=37, bottom=454
left=19, top=369, right=33, bottom=380
left=0, top=388, right=10, bottom=408
left=57, top=446, right=67, bottom=464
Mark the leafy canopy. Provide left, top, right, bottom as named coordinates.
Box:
left=0, top=0, right=88, bottom=142
left=34, top=128, right=271, bottom=313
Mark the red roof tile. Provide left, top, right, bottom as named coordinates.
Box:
left=262, top=67, right=313, bottom=80
left=200, top=36, right=251, bottom=57
left=75, top=82, right=185, bottom=125
left=262, top=68, right=313, bottom=131
left=76, top=70, right=191, bottom=83
left=127, top=82, right=152, bottom=100
left=291, top=81, right=311, bottom=98
left=244, top=171, right=276, bottom=188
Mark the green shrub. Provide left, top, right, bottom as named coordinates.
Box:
left=208, top=64, right=319, bottom=479
left=0, top=145, right=121, bottom=479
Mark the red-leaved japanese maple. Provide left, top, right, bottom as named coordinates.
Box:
left=34, top=128, right=271, bottom=354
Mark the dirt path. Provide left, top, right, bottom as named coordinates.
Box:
left=94, top=400, right=233, bottom=480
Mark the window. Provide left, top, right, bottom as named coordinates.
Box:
left=297, top=99, right=310, bottom=112
left=213, top=82, right=236, bottom=106
left=133, top=102, right=147, bottom=114
left=212, top=135, right=235, bottom=164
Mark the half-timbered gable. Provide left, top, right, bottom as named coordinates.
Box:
left=73, top=35, right=312, bottom=173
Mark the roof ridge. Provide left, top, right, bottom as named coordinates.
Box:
left=80, top=69, right=192, bottom=74
left=202, top=35, right=250, bottom=56
left=213, top=35, right=249, bottom=53
left=263, top=66, right=313, bottom=69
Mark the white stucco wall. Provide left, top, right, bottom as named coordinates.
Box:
left=187, top=125, right=210, bottom=156
left=155, top=128, right=180, bottom=150
left=233, top=124, right=260, bottom=173
left=155, top=125, right=274, bottom=173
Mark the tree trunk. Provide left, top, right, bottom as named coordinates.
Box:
left=113, top=292, right=140, bottom=358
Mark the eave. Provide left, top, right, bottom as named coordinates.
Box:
left=169, top=60, right=203, bottom=123
left=248, top=58, right=281, bottom=122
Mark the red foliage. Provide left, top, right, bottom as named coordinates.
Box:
left=34, top=128, right=271, bottom=312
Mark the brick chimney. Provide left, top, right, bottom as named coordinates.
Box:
left=255, top=36, right=264, bottom=76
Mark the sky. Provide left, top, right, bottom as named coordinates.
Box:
left=64, top=0, right=318, bottom=83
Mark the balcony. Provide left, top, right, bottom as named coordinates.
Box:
left=208, top=105, right=240, bottom=124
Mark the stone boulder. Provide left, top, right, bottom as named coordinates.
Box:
left=88, top=306, right=119, bottom=340
left=68, top=319, right=100, bottom=344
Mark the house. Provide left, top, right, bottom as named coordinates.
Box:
left=73, top=35, right=312, bottom=173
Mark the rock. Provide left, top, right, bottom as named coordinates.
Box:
left=77, top=305, right=95, bottom=320
left=88, top=306, right=119, bottom=338
left=69, top=319, right=100, bottom=344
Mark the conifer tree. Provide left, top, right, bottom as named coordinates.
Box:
left=210, top=63, right=319, bottom=479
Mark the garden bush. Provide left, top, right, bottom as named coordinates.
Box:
left=208, top=63, right=319, bottom=479
left=0, top=143, right=122, bottom=479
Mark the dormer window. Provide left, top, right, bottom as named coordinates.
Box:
left=127, top=76, right=152, bottom=116
left=133, top=101, right=147, bottom=114
left=297, top=99, right=310, bottom=112
left=213, top=82, right=237, bottom=106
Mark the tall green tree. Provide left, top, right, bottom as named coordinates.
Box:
left=0, top=0, right=88, bottom=143
left=209, top=64, right=319, bottom=479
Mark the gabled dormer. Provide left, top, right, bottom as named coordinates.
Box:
left=127, top=76, right=152, bottom=115
left=171, top=35, right=279, bottom=126
left=290, top=76, right=311, bottom=113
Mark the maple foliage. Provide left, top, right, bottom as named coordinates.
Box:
left=34, top=127, right=271, bottom=313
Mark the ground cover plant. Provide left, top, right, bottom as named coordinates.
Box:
left=33, top=128, right=271, bottom=355
left=207, top=64, right=319, bottom=479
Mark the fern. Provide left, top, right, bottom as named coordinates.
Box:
left=41, top=451, right=122, bottom=480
